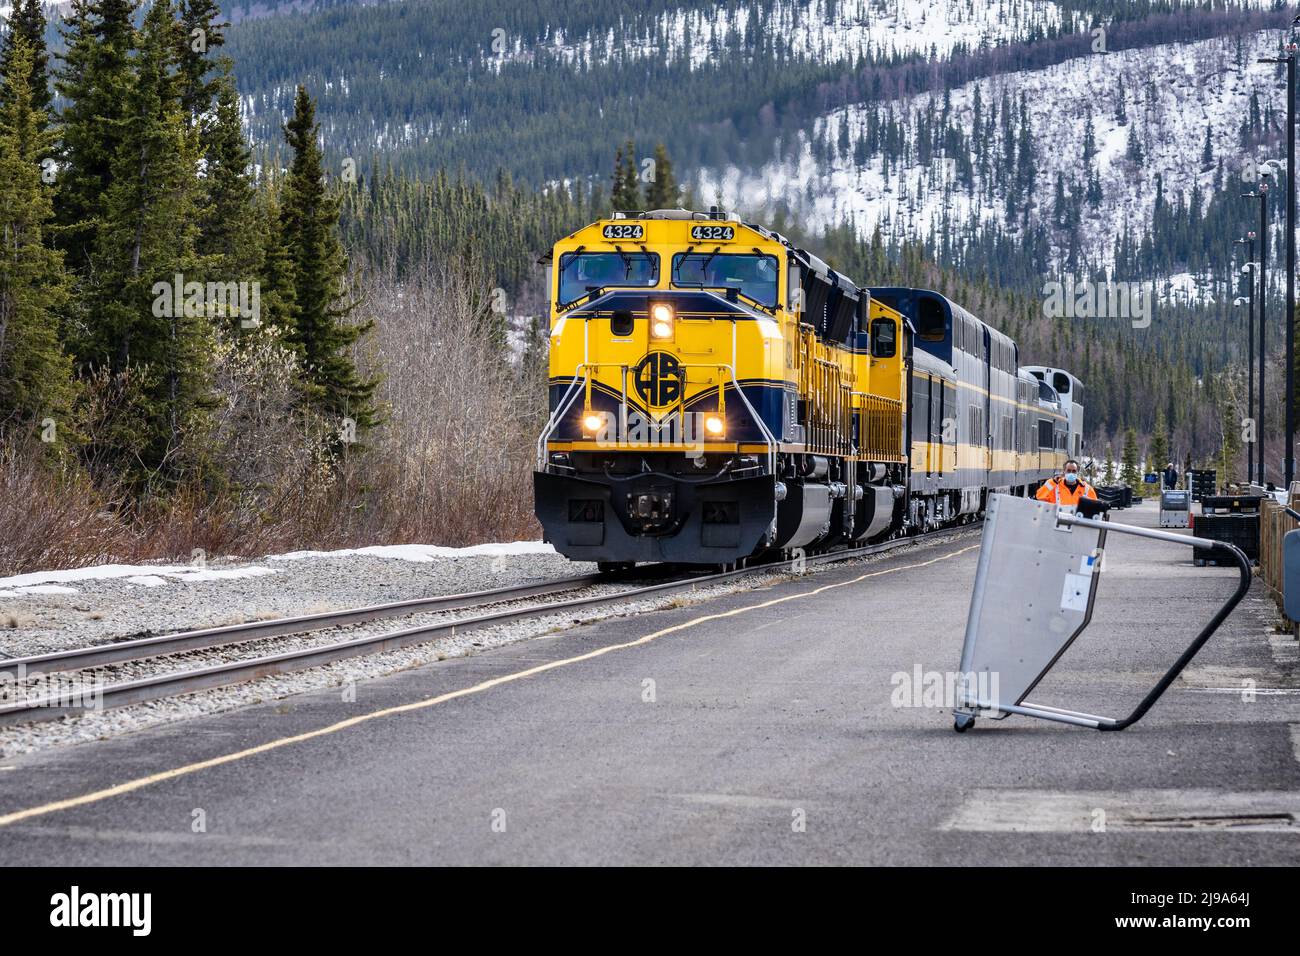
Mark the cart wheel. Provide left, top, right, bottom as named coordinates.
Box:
left=953, top=714, right=975, bottom=733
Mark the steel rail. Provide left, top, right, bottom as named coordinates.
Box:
left=0, top=574, right=606, bottom=678
left=0, top=528, right=977, bottom=726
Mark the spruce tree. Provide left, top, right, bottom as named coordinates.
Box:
left=1082, top=105, right=1096, bottom=166
left=198, top=67, right=263, bottom=324
left=279, top=85, right=378, bottom=436
left=645, top=142, right=677, bottom=209
left=176, top=0, right=228, bottom=126
left=0, top=38, right=76, bottom=438
left=1217, top=401, right=1239, bottom=486
left=0, top=0, right=53, bottom=123
left=1150, top=407, right=1170, bottom=471
left=254, top=165, right=298, bottom=333
left=1119, top=426, right=1141, bottom=489
left=611, top=139, right=641, bottom=211
left=55, top=0, right=139, bottom=278
left=89, top=0, right=209, bottom=478
left=1125, top=124, right=1143, bottom=165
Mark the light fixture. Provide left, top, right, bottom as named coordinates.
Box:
left=650, top=303, right=674, bottom=339
left=704, top=414, right=724, bottom=436
left=583, top=412, right=604, bottom=434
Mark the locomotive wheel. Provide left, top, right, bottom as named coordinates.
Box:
left=597, top=561, right=635, bottom=576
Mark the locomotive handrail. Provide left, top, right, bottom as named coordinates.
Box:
left=536, top=375, right=586, bottom=469
left=535, top=362, right=777, bottom=476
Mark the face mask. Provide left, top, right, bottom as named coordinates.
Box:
left=1064, top=473, right=1079, bottom=485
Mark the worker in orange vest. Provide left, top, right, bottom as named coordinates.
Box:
left=1036, top=458, right=1098, bottom=507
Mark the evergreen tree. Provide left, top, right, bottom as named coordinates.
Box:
left=55, top=0, right=140, bottom=278
left=0, top=38, right=76, bottom=437
left=1150, top=407, right=1170, bottom=472
left=1082, top=105, right=1096, bottom=166
left=0, top=0, right=53, bottom=123
left=1086, top=169, right=1103, bottom=208
left=1125, top=123, right=1144, bottom=165
left=176, top=0, right=228, bottom=127
left=255, top=165, right=298, bottom=332
left=279, top=85, right=378, bottom=436
left=1119, top=426, right=1141, bottom=489
left=1200, top=124, right=1213, bottom=171
left=197, top=67, right=263, bottom=320
left=645, top=142, right=677, bottom=209
left=611, top=139, right=641, bottom=211
left=88, top=0, right=209, bottom=478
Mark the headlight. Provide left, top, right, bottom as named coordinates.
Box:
left=704, top=414, right=725, bottom=436
left=650, top=303, right=674, bottom=339
left=583, top=412, right=604, bottom=434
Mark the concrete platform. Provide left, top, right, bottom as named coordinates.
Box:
left=0, top=500, right=1295, bottom=865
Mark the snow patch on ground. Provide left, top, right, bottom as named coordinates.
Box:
left=125, top=575, right=169, bottom=588
left=0, top=541, right=555, bottom=594
left=267, top=541, right=556, bottom=562
left=0, top=563, right=281, bottom=592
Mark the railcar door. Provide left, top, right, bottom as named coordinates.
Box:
left=980, top=327, right=992, bottom=474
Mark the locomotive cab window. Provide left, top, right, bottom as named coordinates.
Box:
left=672, top=253, right=778, bottom=308
left=558, top=252, right=658, bottom=307
left=870, top=318, right=896, bottom=357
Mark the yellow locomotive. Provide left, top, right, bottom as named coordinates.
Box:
left=534, top=208, right=1076, bottom=568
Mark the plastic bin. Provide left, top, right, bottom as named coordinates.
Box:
left=1193, top=513, right=1260, bottom=565
left=1201, top=495, right=1264, bottom=515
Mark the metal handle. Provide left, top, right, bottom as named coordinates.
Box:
left=1100, top=540, right=1252, bottom=731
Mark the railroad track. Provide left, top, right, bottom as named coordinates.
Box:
left=0, top=527, right=976, bottom=726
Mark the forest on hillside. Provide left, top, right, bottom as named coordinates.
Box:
left=213, top=0, right=1298, bottom=453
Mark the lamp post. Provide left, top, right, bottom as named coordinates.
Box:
left=1261, top=24, right=1298, bottom=488
left=1235, top=231, right=1257, bottom=483
left=1244, top=182, right=1269, bottom=484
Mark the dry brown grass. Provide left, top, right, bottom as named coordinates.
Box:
left=0, top=261, right=549, bottom=577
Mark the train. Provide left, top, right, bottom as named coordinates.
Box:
left=533, top=208, right=1081, bottom=569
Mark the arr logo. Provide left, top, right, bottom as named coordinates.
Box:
left=50, top=886, right=152, bottom=936
left=633, top=351, right=683, bottom=407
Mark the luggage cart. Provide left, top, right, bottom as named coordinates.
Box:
left=952, top=493, right=1251, bottom=733
left=1159, top=490, right=1190, bottom=528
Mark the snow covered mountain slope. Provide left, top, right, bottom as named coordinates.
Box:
left=694, top=26, right=1288, bottom=283
left=508, top=0, right=1075, bottom=70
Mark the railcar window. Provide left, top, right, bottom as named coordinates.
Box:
left=916, top=297, right=946, bottom=342
left=911, top=377, right=930, bottom=445
left=672, top=253, right=778, bottom=307
left=870, top=318, right=896, bottom=357
left=558, top=252, right=658, bottom=306
left=1038, top=419, right=1053, bottom=449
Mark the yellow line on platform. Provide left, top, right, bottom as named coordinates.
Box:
left=0, top=542, right=978, bottom=828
